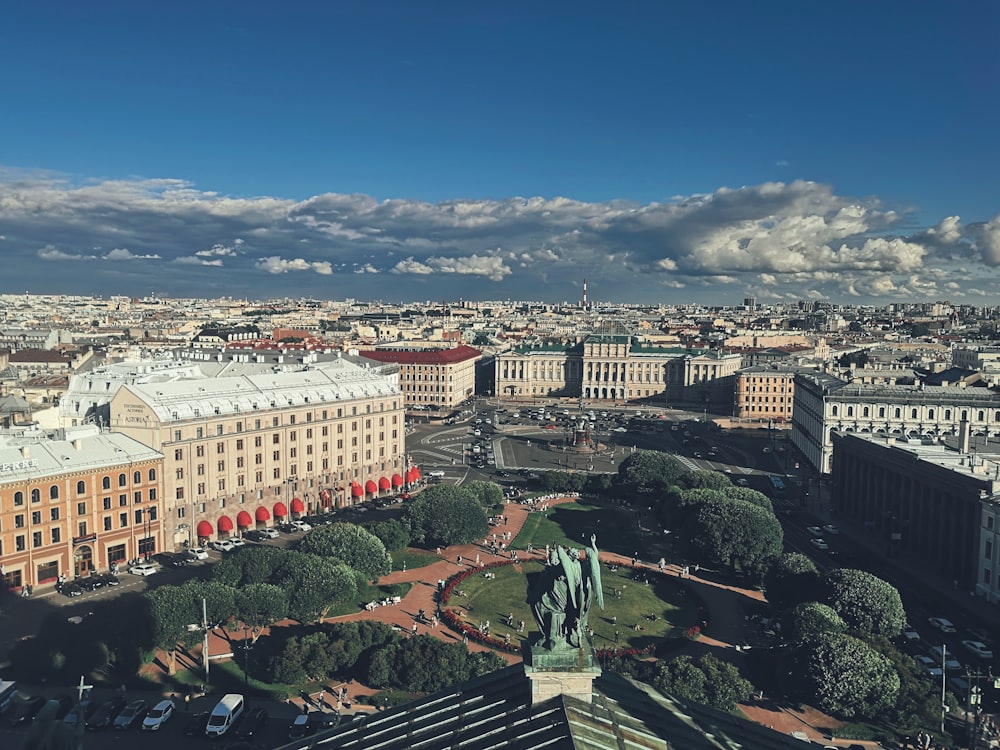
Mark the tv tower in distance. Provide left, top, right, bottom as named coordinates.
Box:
left=581, top=278, right=588, bottom=310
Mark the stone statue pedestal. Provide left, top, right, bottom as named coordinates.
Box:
left=523, top=641, right=602, bottom=705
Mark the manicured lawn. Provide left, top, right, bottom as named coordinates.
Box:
left=392, top=548, right=441, bottom=571
left=513, top=500, right=642, bottom=558
left=447, top=560, right=701, bottom=652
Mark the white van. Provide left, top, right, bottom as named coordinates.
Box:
left=205, top=693, right=244, bottom=738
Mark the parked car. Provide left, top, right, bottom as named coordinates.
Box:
left=183, top=711, right=210, bottom=736
left=805, top=526, right=823, bottom=536
left=61, top=582, right=83, bottom=597
left=86, top=696, right=126, bottom=730
left=128, top=562, right=158, bottom=576
left=141, top=699, right=175, bottom=731
left=901, top=624, right=921, bottom=642
left=187, top=546, right=209, bottom=560
left=235, top=707, right=269, bottom=739
left=822, top=524, right=840, bottom=535
left=962, top=640, right=994, bottom=659
left=809, top=538, right=829, bottom=551
left=170, top=554, right=193, bottom=567
left=212, top=540, right=235, bottom=553
left=6, top=695, right=46, bottom=726
left=78, top=576, right=104, bottom=592
left=228, top=537, right=247, bottom=549
left=63, top=699, right=97, bottom=728
left=929, top=646, right=962, bottom=671
left=113, top=700, right=148, bottom=730
left=258, top=527, right=279, bottom=539
left=290, top=520, right=312, bottom=532
left=288, top=713, right=314, bottom=739
left=98, top=573, right=120, bottom=586
left=928, top=617, right=957, bottom=633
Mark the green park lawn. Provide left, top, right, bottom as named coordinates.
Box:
left=392, top=547, right=441, bottom=572
left=448, top=560, right=701, bottom=652
left=513, top=500, right=643, bottom=558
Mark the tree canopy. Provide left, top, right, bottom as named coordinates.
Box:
left=297, top=522, right=392, bottom=579
left=822, top=568, right=905, bottom=638
left=794, top=632, right=900, bottom=719
left=682, top=498, right=783, bottom=579
left=402, top=484, right=489, bottom=547
left=764, top=552, right=819, bottom=610
left=651, top=654, right=754, bottom=712
left=787, top=601, right=846, bottom=641
left=617, top=450, right=687, bottom=496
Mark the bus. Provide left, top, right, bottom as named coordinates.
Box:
left=768, top=476, right=787, bottom=500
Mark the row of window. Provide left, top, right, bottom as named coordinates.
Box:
left=171, top=405, right=399, bottom=440
left=1, top=507, right=157, bottom=554
left=831, top=405, right=997, bottom=421
left=2, top=470, right=157, bottom=508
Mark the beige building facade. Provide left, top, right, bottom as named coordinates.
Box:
left=359, top=345, right=481, bottom=410
left=109, top=356, right=406, bottom=549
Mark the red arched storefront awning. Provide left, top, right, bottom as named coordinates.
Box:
left=378, top=476, right=391, bottom=491
left=255, top=506, right=271, bottom=522
left=217, top=516, right=234, bottom=533
left=291, top=497, right=305, bottom=513
left=351, top=483, right=364, bottom=497
left=196, top=520, right=214, bottom=538
left=391, top=473, right=403, bottom=487
left=274, top=502, right=288, bottom=518
left=405, top=468, right=416, bottom=483
left=412, top=466, right=421, bottom=480
left=236, top=510, right=253, bottom=528
left=365, top=480, right=378, bottom=494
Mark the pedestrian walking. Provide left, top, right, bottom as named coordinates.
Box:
left=614, top=630, right=619, bottom=643
left=412, top=623, right=418, bottom=636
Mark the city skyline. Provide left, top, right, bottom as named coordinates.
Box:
left=0, top=2, right=997, bottom=304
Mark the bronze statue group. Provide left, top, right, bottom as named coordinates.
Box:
left=529, top=534, right=604, bottom=651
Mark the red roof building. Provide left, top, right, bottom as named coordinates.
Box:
left=360, top=346, right=481, bottom=410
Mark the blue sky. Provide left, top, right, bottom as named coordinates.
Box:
left=0, top=1, right=997, bottom=305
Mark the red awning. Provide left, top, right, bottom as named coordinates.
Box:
left=217, top=516, right=234, bottom=533
left=291, top=497, right=305, bottom=513
left=391, top=473, right=403, bottom=487
left=365, top=480, right=378, bottom=494
left=351, top=483, right=363, bottom=497
left=274, top=502, right=288, bottom=518
left=378, top=477, right=391, bottom=491
left=236, top=510, right=253, bottom=528
left=196, top=520, right=214, bottom=538
left=255, top=506, right=271, bottom=522
left=412, top=467, right=421, bottom=480
left=405, top=468, right=416, bottom=483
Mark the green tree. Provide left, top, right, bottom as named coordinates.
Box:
left=235, top=583, right=289, bottom=641
left=367, top=519, right=411, bottom=552
left=682, top=498, right=783, bottom=579
left=147, top=585, right=199, bottom=671
left=616, top=450, right=687, bottom=496
left=297, top=522, right=392, bottom=579
left=183, top=579, right=237, bottom=628
left=763, top=552, right=819, bottom=609
left=794, top=632, right=900, bottom=719
left=787, top=601, right=846, bottom=640
left=651, top=654, right=753, bottom=712
left=678, top=470, right=731, bottom=491
left=822, top=568, right=905, bottom=638
left=280, top=555, right=359, bottom=622
left=463, top=480, right=505, bottom=512
left=213, top=545, right=294, bottom=587
left=722, top=485, right=773, bottom=513
left=402, top=485, right=489, bottom=547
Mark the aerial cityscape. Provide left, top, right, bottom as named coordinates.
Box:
left=1, top=2, right=999, bottom=749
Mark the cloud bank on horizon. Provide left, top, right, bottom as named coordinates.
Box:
left=1, top=168, right=998, bottom=304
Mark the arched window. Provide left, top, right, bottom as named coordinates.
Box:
left=894, top=408, right=901, bottom=418
left=962, top=410, right=969, bottom=421
left=133, top=471, right=141, bottom=484
left=945, top=409, right=952, bottom=420
left=911, top=408, right=918, bottom=419
left=878, top=407, right=885, bottom=418
left=847, top=406, right=854, bottom=417
left=831, top=405, right=839, bottom=416
left=979, top=410, right=985, bottom=422
left=928, top=409, right=935, bottom=419
left=31, top=488, right=40, bottom=503
left=148, top=468, right=156, bottom=481
left=102, top=476, right=111, bottom=490
left=49, top=485, right=59, bottom=500
left=118, top=473, right=127, bottom=487
left=14, top=491, right=23, bottom=505
left=76, top=480, right=86, bottom=495
left=863, top=407, right=870, bottom=418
